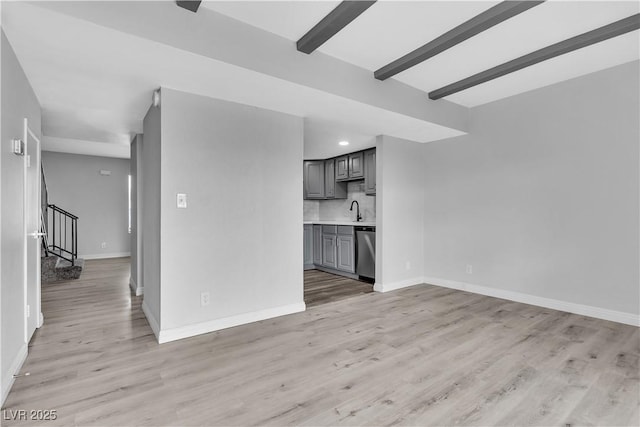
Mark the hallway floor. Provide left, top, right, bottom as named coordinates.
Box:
left=304, top=269, right=373, bottom=308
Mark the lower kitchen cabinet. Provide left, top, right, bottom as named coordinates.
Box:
left=312, top=225, right=323, bottom=265
left=322, top=234, right=337, bottom=269
left=336, top=235, right=355, bottom=273
left=305, top=223, right=357, bottom=278
left=303, top=225, right=313, bottom=269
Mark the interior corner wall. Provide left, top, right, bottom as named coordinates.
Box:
left=422, top=61, right=640, bottom=322
left=41, top=151, right=130, bottom=259
left=141, top=104, right=161, bottom=336
left=130, top=134, right=143, bottom=296
left=158, top=88, right=304, bottom=341
left=375, top=135, right=425, bottom=293
left=1, top=30, right=41, bottom=405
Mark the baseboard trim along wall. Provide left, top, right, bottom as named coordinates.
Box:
left=82, top=252, right=131, bottom=260
left=1, top=343, right=28, bottom=406
left=375, top=276, right=638, bottom=327
left=157, top=302, right=307, bottom=344
left=141, top=300, right=160, bottom=341
left=129, top=277, right=143, bottom=296
left=374, top=277, right=425, bottom=293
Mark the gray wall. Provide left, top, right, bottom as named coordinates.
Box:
left=375, top=135, right=425, bottom=291
left=41, top=151, right=130, bottom=258
left=1, top=31, right=42, bottom=404
left=159, top=88, right=304, bottom=332
left=422, top=61, right=639, bottom=316
left=142, top=103, right=161, bottom=329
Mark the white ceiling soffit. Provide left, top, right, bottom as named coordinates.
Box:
left=204, top=1, right=640, bottom=107
left=2, top=1, right=468, bottom=162
left=42, top=136, right=130, bottom=159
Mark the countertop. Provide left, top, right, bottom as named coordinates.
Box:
left=304, top=220, right=376, bottom=227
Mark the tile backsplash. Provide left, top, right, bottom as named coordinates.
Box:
left=303, top=199, right=320, bottom=220
left=303, top=181, right=375, bottom=222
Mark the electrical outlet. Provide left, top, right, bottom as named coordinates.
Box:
left=200, top=292, right=210, bottom=307
left=466, top=264, right=473, bottom=274
left=405, top=261, right=411, bottom=270
left=101, top=242, right=107, bottom=249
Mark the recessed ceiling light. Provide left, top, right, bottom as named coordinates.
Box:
left=339, top=140, right=349, bottom=146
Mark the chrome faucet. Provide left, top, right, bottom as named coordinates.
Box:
left=350, top=200, right=362, bottom=222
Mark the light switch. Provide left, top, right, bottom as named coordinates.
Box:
left=177, top=193, right=187, bottom=209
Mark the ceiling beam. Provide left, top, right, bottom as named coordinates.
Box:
left=375, top=1, right=545, bottom=81
left=176, top=1, right=201, bottom=13
left=429, top=13, right=640, bottom=100
left=297, top=1, right=377, bottom=54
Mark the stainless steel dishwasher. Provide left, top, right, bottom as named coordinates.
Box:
left=355, top=226, right=375, bottom=282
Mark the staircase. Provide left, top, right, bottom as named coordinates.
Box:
left=41, top=165, right=84, bottom=282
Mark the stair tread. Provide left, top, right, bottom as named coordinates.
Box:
left=55, top=257, right=84, bottom=269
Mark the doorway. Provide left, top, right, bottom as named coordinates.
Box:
left=23, top=117, right=42, bottom=341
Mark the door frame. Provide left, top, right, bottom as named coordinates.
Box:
left=23, top=117, right=43, bottom=343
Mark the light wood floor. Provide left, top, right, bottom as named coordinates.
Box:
left=304, top=269, right=373, bottom=308
left=3, top=258, right=639, bottom=426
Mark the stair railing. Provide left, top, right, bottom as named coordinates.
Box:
left=48, top=204, right=78, bottom=265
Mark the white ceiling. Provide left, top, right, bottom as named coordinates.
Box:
left=2, top=1, right=639, bottom=159
left=204, top=1, right=640, bottom=107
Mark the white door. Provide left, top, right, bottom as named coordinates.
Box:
left=24, top=118, right=42, bottom=342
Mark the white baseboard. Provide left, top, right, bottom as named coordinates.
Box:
left=81, top=252, right=131, bottom=260
left=374, top=276, right=424, bottom=293
left=158, top=302, right=306, bottom=344
left=422, top=276, right=640, bottom=327
left=129, top=277, right=143, bottom=296
left=1, top=343, right=28, bottom=406
left=141, top=300, right=160, bottom=341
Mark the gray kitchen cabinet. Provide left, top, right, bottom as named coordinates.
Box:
left=322, top=234, right=337, bottom=269
left=364, top=148, right=376, bottom=195
left=336, top=235, right=355, bottom=273
left=349, top=151, right=364, bottom=179
left=324, top=159, right=335, bottom=198
left=324, top=159, right=347, bottom=199
left=303, top=225, right=313, bottom=269
left=336, top=156, right=349, bottom=180
left=336, top=152, right=364, bottom=181
left=304, top=160, right=325, bottom=199
left=321, top=225, right=355, bottom=273
left=312, top=225, right=322, bottom=265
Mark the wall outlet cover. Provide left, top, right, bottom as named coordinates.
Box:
left=177, top=193, right=187, bottom=209
left=200, top=292, right=210, bottom=307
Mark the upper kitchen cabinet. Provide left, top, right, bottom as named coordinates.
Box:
left=349, top=152, right=364, bottom=179
left=336, top=156, right=349, bottom=180
left=336, top=152, right=364, bottom=181
left=304, top=160, right=325, bottom=199
left=325, top=159, right=347, bottom=199
left=364, top=148, right=376, bottom=195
